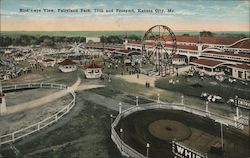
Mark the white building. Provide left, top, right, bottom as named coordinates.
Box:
left=190, top=59, right=225, bottom=76
left=228, top=64, right=250, bottom=81
left=58, top=59, right=77, bottom=73
left=42, top=59, right=56, bottom=67
left=125, top=36, right=250, bottom=79
left=84, top=60, right=102, bottom=79
left=172, top=54, right=186, bottom=65
left=86, top=37, right=101, bottom=43
left=14, top=53, right=25, bottom=61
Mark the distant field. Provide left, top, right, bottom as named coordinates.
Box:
left=0, top=31, right=144, bottom=38
left=1, top=31, right=249, bottom=38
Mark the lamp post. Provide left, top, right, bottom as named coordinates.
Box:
left=146, top=143, right=150, bottom=158
left=181, top=95, right=184, bottom=105
left=120, top=128, right=123, bottom=154
left=136, top=96, right=139, bottom=106
left=157, top=93, right=160, bottom=103
left=205, top=101, right=209, bottom=113
left=235, top=96, right=239, bottom=121
left=220, top=122, right=224, bottom=153
left=119, top=102, right=122, bottom=114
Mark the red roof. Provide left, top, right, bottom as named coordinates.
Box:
left=15, top=53, right=24, bottom=57
left=85, top=60, right=102, bottom=69
left=129, top=41, right=198, bottom=51
left=137, top=36, right=243, bottom=45
left=230, top=39, right=250, bottom=49
left=191, top=59, right=224, bottom=68
left=43, top=59, right=54, bottom=62
left=58, top=59, right=76, bottom=65
left=105, top=48, right=117, bottom=51
left=165, top=44, right=198, bottom=50
left=175, top=36, right=242, bottom=45
left=177, top=45, right=197, bottom=50
left=116, top=49, right=131, bottom=53
left=231, top=64, right=250, bottom=70
left=202, top=51, right=250, bottom=58
left=173, top=54, right=186, bottom=59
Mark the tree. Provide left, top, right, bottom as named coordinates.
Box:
left=0, top=36, right=12, bottom=47
left=200, top=31, right=213, bottom=37
left=128, top=34, right=141, bottom=40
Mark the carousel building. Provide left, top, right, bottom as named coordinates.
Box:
left=58, top=59, right=77, bottom=73
left=14, top=53, right=25, bottom=61
left=84, top=60, right=102, bottom=79
left=42, top=59, right=56, bottom=67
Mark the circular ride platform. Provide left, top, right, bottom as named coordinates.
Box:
left=116, top=109, right=250, bottom=158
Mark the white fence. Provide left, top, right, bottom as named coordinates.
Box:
left=0, top=82, right=76, bottom=145
left=111, top=99, right=249, bottom=158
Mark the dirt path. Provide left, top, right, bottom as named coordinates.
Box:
left=115, top=74, right=157, bottom=87
left=6, top=78, right=105, bottom=114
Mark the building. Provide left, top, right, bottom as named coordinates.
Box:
left=190, top=59, right=225, bottom=76
left=86, top=37, right=101, bottom=43
left=42, top=59, right=56, bottom=67
left=84, top=60, right=102, bottom=79
left=172, top=54, right=186, bottom=65
left=58, top=59, right=77, bottom=73
left=125, top=36, right=250, bottom=80
left=14, top=53, right=25, bottom=61
left=228, top=64, right=250, bottom=81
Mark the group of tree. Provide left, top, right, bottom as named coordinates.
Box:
left=0, top=35, right=86, bottom=47
left=0, top=34, right=142, bottom=47
left=100, top=34, right=142, bottom=43
left=199, top=31, right=214, bottom=37
left=100, top=35, right=123, bottom=44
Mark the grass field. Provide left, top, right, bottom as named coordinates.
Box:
left=155, top=74, right=250, bottom=101
left=106, top=75, right=240, bottom=117
left=0, top=98, right=122, bottom=158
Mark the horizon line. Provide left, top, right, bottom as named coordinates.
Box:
left=1, top=30, right=249, bottom=32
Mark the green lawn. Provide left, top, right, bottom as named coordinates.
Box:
left=155, top=74, right=250, bottom=101
left=0, top=99, right=122, bottom=158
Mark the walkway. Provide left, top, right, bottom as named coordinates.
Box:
left=6, top=78, right=105, bottom=114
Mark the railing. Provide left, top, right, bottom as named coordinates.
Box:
left=0, top=83, right=75, bottom=145
left=2, top=83, right=67, bottom=91
left=111, top=98, right=249, bottom=158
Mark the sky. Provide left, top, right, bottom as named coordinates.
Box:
left=0, top=0, right=249, bottom=31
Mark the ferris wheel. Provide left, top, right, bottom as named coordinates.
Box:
left=142, top=25, right=177, bottom=76
left=69, top=42, right=85, bottom=56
